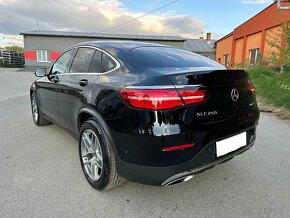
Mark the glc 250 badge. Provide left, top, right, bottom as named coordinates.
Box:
left=196, top=111, right=218, bottom=117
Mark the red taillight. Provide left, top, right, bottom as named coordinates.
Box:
left=248, top=82, right=255, bottom=93
left=162, top=143, right=195, bottom=152
left=119, top=89, right=183, bottom=110
left=177, top=89, right=206, bottom=105
left=119, top=86, right=207, bottom=110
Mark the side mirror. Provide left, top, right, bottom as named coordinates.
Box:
left=35, top=68, right=47, bottom=77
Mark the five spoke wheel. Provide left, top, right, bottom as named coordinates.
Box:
left=81, top=129, right=103, bottom=181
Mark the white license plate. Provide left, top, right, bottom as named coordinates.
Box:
left=216, top=132, right=247, bottom=157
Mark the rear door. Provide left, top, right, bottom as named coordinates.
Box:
left=57, top=47, right=102, bottom=134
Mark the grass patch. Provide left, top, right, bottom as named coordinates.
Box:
left=248, top=67, right=290, bottom=110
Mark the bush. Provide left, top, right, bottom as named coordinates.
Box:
left=248, top=67, right=290, bottom=109
left=0, top=60, right=12, bottom=68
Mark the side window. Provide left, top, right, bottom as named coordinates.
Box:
left=249, top=48, right=259, bottom=64
left=51, top=49, right=76, bottom=74
left=101, top=53, right=116, bottom=73
left=70, top=48, right=95, bottom=73
left=89, top=51, right=102, bottom=73
left=224, top=54, right=230, bottom=66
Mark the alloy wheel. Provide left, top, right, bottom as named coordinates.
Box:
left=81, top=129, right=103, bottom=181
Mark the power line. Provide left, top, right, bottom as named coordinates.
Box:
left=96, top=0, right=179, bottom=33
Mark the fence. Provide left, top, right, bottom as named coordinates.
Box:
left=0, top=50, right=24, bottom=67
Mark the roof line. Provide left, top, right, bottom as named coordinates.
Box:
left=214, top=32, right=234, bottom=44
left=19, top=30, right=185, bottom=42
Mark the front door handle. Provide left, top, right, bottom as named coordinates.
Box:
left=79, top=79, right=88, bottom=87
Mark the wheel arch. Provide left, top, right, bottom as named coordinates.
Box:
left=78, top=108, right=119, bottom=158
left=30, top=84, right=36, bottom=96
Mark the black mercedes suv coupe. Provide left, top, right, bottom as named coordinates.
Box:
left=30, top=41, right=259, bottom=191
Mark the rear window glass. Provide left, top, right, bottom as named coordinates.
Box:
left=101, top=53, right=116, bottom=73
left=130, top=47, right=224, bottom=68
left=89, top=51, right=102, bottom=73
left=70, top=48, right=95, bottom=73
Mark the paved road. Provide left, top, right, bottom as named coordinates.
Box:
left=0, top=68, right=290, bottom=218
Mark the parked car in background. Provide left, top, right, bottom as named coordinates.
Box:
left=30, top=41, right=259, bottom=191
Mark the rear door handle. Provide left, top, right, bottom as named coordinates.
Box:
left=79, top=79, right=88, bottom=87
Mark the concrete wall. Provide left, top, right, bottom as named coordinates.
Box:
left=23, top=35, right=185, bottom=68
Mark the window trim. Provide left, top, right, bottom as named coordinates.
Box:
left=36, top=50, right=50, bottom=63
left=55, top=45, right=120, bottom=76
left=101, top=52, right=117, bottom=73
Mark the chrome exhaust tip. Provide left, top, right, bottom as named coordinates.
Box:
left=164, top=175, right=194, bottom=187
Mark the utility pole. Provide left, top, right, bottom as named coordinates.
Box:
left=36, top=21, right=39, bottom=31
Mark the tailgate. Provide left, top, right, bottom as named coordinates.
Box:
left=166, top=69, right=256, bottom=123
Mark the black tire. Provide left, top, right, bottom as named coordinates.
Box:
left=30, top=92, right=50, bottom=126
left=79, top=119, right=124, bottom=191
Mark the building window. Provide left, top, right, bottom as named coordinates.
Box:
left=218, top=58, right=221, bottom=63
left=224, top=54, right=230, bottom=66
left=249, top=48, right=259, bottom=64
left=36, top=50, right=49, bottom=62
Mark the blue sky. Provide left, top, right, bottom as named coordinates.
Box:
left=122, top=0, right=273, bottom=37
left=0, top=0, right=274, bottom=47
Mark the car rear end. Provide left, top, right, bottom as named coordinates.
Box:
left=106, top=46, right=259, bottom=186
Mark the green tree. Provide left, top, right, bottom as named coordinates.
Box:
left=266, top=13, right=290, bottom=71
left=4, top=46, right=24, bottom=52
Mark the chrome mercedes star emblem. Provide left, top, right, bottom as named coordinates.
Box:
left=231, top=89, right=239, bottom=102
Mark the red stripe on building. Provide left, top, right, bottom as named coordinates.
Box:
left=24, top=51, right=36, bottom=60
left=50, top=52, right=62, bottom=61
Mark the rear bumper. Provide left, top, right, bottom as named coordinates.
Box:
left=161, top=142, right=252, bottom=186
left=116, top=126, right=256, bottom=186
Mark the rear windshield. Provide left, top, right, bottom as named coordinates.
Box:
left=130, top=46, right=224, bottom=68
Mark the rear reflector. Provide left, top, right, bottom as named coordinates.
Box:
left=162, top=143, right=195, bottom=152
left=119, top=85, right=207, bottom=110
left=248, top=82, right=255, bottom=93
